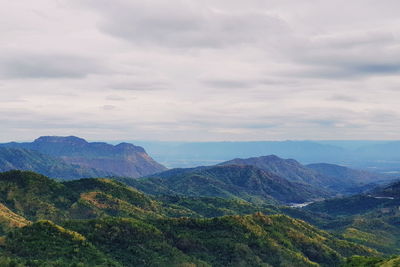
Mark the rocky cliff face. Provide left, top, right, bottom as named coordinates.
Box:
left=2, top=136, right=167, bottom=178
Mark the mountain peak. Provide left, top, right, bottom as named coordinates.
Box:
left=34, top=136, right=88, bottom=145
left=221, top=155, right=300, bottom=166
left=259, top=155, right=285, bottom=161
left=115, top=142, right=145, bottom=153
left=219, top=155, right=341, bottom=191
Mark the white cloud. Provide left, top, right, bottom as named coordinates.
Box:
left=78, top=0, right=290, bottom=48
left=0, top=53, right=104, bottom=79
left=0, top=0, right=399, bottom=141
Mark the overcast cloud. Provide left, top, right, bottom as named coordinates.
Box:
left=0, top=0, right=399, bottom=142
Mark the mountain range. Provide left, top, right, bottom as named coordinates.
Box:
left=220, top=156, right=344, bottom=192
left=123, top=164, right=330, bottom=205
left=132, top=140, right=400, bottom=173
left=117, top=155, right=396, bottom=209
left=0, top=137, right=400, bottom=265
left=219, top=155, right=389, bottom=194
left=0, top=136, right=166, bottom=179
left=0, top=136, right=390, bottom=204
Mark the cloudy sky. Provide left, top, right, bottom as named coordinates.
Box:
left=1, top=0, right=400, bottom=142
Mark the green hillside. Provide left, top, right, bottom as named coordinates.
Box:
left=0, top=170, right=196, bottom=224
left=3, top=220, right=119, bottom=266
left=0, top=214, right=378, bottom=267
left=0, top=170, right=383, bottom=266
left=303, top=182, right=400, bottom=254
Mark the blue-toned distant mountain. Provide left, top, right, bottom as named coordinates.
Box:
left=220, top=155, right=337, bottom=187
left=306, top=163, right=386, bottom=185
left=131, top=140, right=400, bottom=173
left=132, top=140, right=347, bottom=168
left=0, top=147, right=110, bottom=179
left=122, top=164, right=332, bottom=205
left=219, top=155, right=388, bottom=194
left=1, top=136, right=166, bottom=179
left=120, top=154, right=391, bottom=205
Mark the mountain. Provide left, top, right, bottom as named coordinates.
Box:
left=220, top=155, right=330, bottom=184
left=2, top=136, right=167, bottom=178
left=220, top=155, right=359, bottom=194
left=307, top=163, right=387, bottom=184
left=0, top=170, right=196, bottom=223
left=219, top=155, right=393, bottom=195
left=0, top=170, right=379, bottom=266
left=301, top=181, right=400, bottom=254
left=4, top=220, right=119, bottom=266
left=62, top=214, right=375, bottom=267
left=133, top=140, right=347, bottom=168
left=370, top=180, right=400, bottom=197
left=3, top=214, right=376, bottom=267
left=0, top=146, right=110, bottom=179
left=307, top=163, right=390, bottom=192
left=124, top=164, right=330, bottom=204
left=131, top=140, right=400, bottom=174
left=305, top=180, right=400, bottom=216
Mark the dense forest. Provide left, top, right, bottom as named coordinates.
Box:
left=0, top=170, right=396, bottom=266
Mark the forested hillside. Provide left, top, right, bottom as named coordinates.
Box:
left=0, top=170, right=383, bottom=266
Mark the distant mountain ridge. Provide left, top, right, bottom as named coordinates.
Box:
left=124, top=164, right=330, bottom=204
left=1, top=136, right=167, bottom=178
left=306, top=163, right=387, bottom=187
left=121, top=154, right=392, bottom=206
left=0, top=147, right=110, bottom=179
left=219, top=155, right=386, bottom=194
left=134, top=140, right=346, bottom=168
left=133, top=140, right=400, bottom=172
left=220, top=155, right=335, bottom=186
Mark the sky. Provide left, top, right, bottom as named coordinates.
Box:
left=1, top=0, right=400, bottom=142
